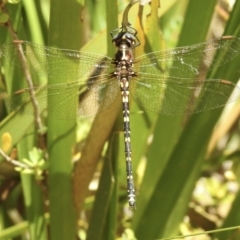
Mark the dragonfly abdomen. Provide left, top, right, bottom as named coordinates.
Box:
left=120, top=76, right=136, bottom=208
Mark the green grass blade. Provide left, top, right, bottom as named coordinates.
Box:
left=47, top=1, right=82, bottom=239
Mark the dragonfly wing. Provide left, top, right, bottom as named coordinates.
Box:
left=2, top=41, right=119, bottom=119
left=7, top=76, right=119, bottom=119
left=134, top=36, right=240, bottom=78
left=1, top=41, right=114, bottom=83
left=78, top=76, right=119, bottom=118
left=131, top=74, right=240, bottom=115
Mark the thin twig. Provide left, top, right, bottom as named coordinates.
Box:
left=0, top=148, right=30, bottom=169
left=7, top=24, right=44, bottom=131
left=1, top=3, right=44, bottom=133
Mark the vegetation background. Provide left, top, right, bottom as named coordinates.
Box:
left=0, top=0, right=240, bottom=239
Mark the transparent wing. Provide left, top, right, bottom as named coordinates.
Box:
left=6, top=76, right=120, bottom=119
left=134, top=36, right=240, bottom=78
left=131, top=74, right=240, bottom=115
left=2, top=41, right=120, bottom=119
left=1, top=41, right=114, bottom=81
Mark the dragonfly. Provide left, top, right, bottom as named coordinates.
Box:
left=1, top=1, right=240, bottom=208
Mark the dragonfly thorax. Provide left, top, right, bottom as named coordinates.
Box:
left=114, top=42, right=135, bottom=80
left=115, top=42, right=134, bottom=62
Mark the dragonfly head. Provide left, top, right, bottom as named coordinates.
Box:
left=111, top=26, right=140, bottom=49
